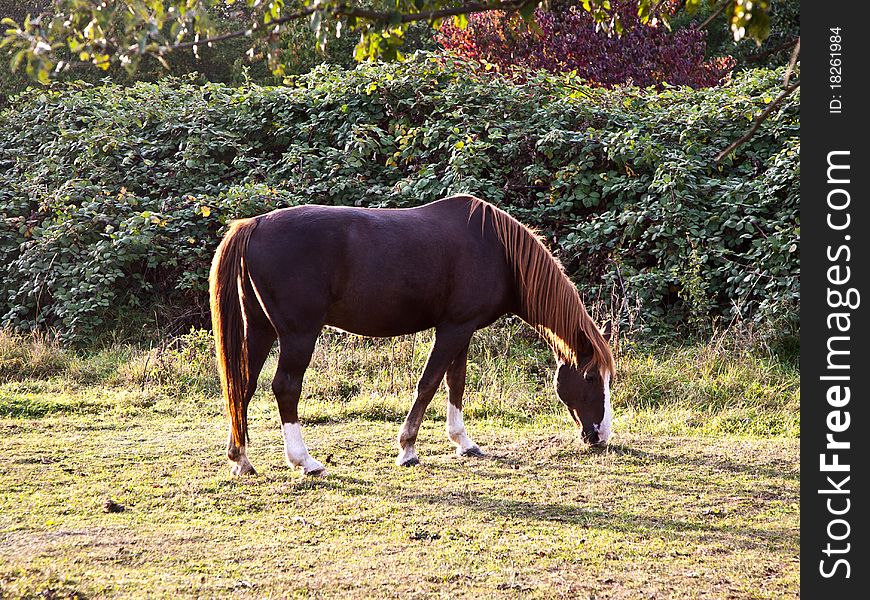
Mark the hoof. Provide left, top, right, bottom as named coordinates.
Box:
left=459, top=446, right=486, bottom=458
left=304, top=467, right=327, bottom=478
left=230, top=462, right=257, bottom=476
left=399, top=456, right=420, bottom=467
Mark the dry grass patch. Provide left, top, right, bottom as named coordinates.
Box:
left=0, top=411, right=798, bottom=599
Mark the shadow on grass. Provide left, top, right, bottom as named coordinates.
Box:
left=424, top=438, right=797, bottom=487
left=603, top=442, right=799, bottom=482
left=0, top=395, right=106, bottom=419
left=403, top=489, right=797, bottom=552
left=206, top=470, right=376, bottom=498
left=300, top=407, right=406, bottom=425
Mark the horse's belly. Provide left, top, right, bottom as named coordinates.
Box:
left=324, top=295, right=439, bottom=337
left=324, top=321, right=432, bottom=338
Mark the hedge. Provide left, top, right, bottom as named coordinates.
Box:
left=0, top=53, right=799, bottom=341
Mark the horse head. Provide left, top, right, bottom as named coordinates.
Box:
left=553, top=321, right=613, bottom=446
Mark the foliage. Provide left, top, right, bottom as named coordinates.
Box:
left=0, top=1, right=774, bottom=83
left=0, top=55, right=798, bottom=341
left=0, top=0, right=439, bottom=108
left=700, top=0, right=799, bottom=69
left=436, top=2, right=736, bottom=88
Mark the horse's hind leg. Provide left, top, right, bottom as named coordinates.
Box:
left=227, top=311, right=277, bottom=476
left=445, top=344, right=484, bottom=458
left=397, top=325, right=474, bottom=466
left=272, top=331, right=326, bottom=477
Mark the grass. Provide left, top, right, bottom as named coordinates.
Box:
left=0, top=323, right=799, bottom=599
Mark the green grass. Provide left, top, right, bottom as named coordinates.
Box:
left=0, top=324, right=799, bottom=599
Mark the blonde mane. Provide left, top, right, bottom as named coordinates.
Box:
left=467, top=197, right=614, bottom=376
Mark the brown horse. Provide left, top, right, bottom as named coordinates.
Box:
left=209, top=195, right=614, bottom=476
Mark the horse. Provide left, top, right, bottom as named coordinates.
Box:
left=209, top=195, right=615, bottom=477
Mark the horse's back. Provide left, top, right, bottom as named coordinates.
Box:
left=244, top=196, right=514, bottom=336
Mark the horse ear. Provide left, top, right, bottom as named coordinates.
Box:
left=601, top=320, right=613, bottom=342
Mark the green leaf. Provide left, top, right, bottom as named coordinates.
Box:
left=309, top=10, right=322, bottom=35
left=519, top=2, right=537, bottom=22
left=10, top=49, right=26, bottom=72
left=37, top=67, right=51, bottom=85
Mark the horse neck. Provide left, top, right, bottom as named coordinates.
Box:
left=470, top=196, right=602, bottom=368
left=512, top=272, right=592, bottom=367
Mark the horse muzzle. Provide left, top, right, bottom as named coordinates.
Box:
left=569, top=409, right=610, bottom=446
left=583, top=424, right=611, bottom=446
left=582, top=430, right=606, bottom=446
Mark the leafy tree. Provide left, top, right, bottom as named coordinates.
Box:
left=702, top=0, right=798, bottom=69
left=1, top=1, right=775, bottom=83
left=0, top=1, right=436, bottom=105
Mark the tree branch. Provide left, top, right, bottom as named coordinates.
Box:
left=743, top=36, right=798, bottom=64
left=339, top=0, right=533, bottom=23
left=698, top=0, right=730, bottom=31
left=156, top=8, right=317, bottom=53
left=154, top=1, right=536, bottom=55
left=715, top=80, right=800, bottom=162
left=783, top=36, right=799, bottom=87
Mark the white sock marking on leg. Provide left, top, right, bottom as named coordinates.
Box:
left=396, top=445, right=418, bottom=466
left=595, top=373, right=613, bottom=444
left=447, top=403, right=479, bottom=454
left=230, top=445, right=255, bottom=475
left=282, top=422, right=325, bottom=474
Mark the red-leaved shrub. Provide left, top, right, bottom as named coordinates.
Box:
left=436, top=1, right=735, bottom=88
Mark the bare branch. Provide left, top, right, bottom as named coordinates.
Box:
left=743, top=36, right=798, bottom=64
left=715, top=80, right=800, bottom=162
left=783, top=36, right=799, bottom=87
left=152, top=1, right=536, bottom=55
left=698, top=0, right=730, bottom=31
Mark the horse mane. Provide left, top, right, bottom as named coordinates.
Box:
left=466, top=196, right=615, bottom=376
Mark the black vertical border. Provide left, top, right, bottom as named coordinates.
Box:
left=801, top=1, right=869, bottom=595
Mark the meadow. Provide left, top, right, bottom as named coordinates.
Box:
left=0, top=9, right=800, bottom=598
left=0, top=322, right=799, bottom=598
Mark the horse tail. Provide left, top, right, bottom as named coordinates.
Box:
left=209, top=218, right=259, bottom=449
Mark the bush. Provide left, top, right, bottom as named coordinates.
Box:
left=435, top=1, right=735, bottom=88
left=0, top=54, right=798, bottom=341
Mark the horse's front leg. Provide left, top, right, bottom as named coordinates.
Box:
left=445, top=345, right=484, bottom=458
left=397, top=326, right=473, bottom=466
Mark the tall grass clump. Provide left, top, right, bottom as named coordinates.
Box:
left=1, top=322, right=798, bottom=438
left=0, top=329, right=71, bottom=381
left=112, top=328, right=219, bottom=398
left=613, top=327, right=799, bottom=437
